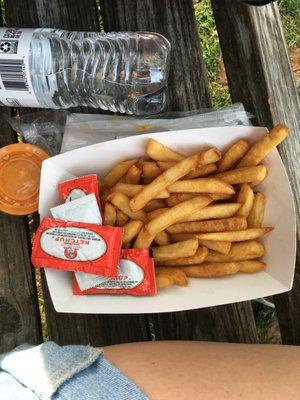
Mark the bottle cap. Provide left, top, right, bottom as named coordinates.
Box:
left=0, top=143, right=50, bottom=215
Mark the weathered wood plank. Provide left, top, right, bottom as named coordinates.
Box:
left=101, top=0, right=259, bottom=343
left=6, top=0, right=151, bottom=346
left=41, top=270, right=150, bottom=346
left=100, top=0, right=211, bottom=110
left=153, top=302, right=258, bottom=343
left=0, top=4, right=42, bottom=351
left=5, top=0, right=99, bottom=30
left=0, top=116, right=42, bottom=351
left=212, top=0, right=300, bottom=344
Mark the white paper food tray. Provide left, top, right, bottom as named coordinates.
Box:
left=39, top=126, right=296, bottom=313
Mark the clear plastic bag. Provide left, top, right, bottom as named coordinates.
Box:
left=61, top=103, right=253, bottom=152
left=3, top=103, right=253, bottom=155
left=4, top=110, right=68, bottom=155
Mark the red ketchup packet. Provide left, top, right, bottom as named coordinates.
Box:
left=58, top=174, right=101, bottom=210
left=32, top=217, right=123, bottom=277
left=73, top=249, right=157, bottom=296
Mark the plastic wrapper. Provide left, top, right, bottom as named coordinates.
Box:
left=4, top=110, right=68, bottom=155
left=3, top=103, right=252, bottom=155
left=61, top=103, right=253, bottom=152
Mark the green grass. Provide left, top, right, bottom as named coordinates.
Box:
left=194, top=0, right=299, bottom=107
left=278, top=0, right=300, bottom=48
left=252, top=301, right=278, bottom=343
left=194, top=0, right=229, bottom=107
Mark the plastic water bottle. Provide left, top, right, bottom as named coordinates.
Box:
left=0, top=28, right=170, bottom=115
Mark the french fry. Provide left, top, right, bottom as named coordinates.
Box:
left=156, top=246, right=208, bottom=266
left=100, top=187, right=110, bottom=205
left=102, top=159, right=137, bottom=188
left=103, top=202, right=117, bottom=226
left=154, top=231, right=170, bottom=246
left=159, top=162, right=217, bottom=178
left=143, top=199, right=166, bottom=212
left=248, top=193, right=266, bottom=228
left=114, top=183, right=170, bottom=199
left=215, top=165, right=267, bottom=185
left=184, top=163, right=218, bottom=179
left=236, top=184, right=254, bottom=218
left=122, top=220, right=143, bottom=246
left=237, top=260, right=266, bottom=273
left=166, top=193, right=197, bottom=206
left=141, top=161, right=164, bottom=180
left=169, top=232, right=197, bottom=242
left=116, top=210, right=129, bottom=227
left=184, top=203, right=241, bottom=222
left=134, top=227, right=155, bottom=248
left=250, top=173, right=267, bottom=187
left=145, top=195, right=213, bottom=237
left=108, top=192, right=148, bottom=223
left=155, top=267, right=188, bottom=286
left=197, top=240, right=231, bottom=255
left=169, top=233, right=232, bottom=255
left=165, top=193, right=233, bottom=207
left=146, top=139, right=184, bottom=162
left=196, top=227, right=273, bottom=242
left=130, top=148, right=221, bottom=212
left=166, top=217, right=247, bottom=234
left=205, top=240, right=265, bottom=262
left=156, top=273, right=175, bottom=289
left=169, top=206, right=241, bottom=228
left=117, top=175, right=127, bottom=184
left=181, top=262, right=239, bottom=277
left=136, top=158, right=144, bottom=170
left=147, top=207, right=168, bottom=220
left=167, top=178, right=234, bottom=195
left=238, top=124, right=289, bottom=167
left=152, top=239, right=199, bottom=262
left=157, top=161, right=176, bottom=169
left=125, top=165, right=141, bottom=184
left=218, top=139, right=250, bottom=172
left=207, top=193, right=234, bottom=201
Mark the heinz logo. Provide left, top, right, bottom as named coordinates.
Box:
left=40, top=227, right=107, bottom=261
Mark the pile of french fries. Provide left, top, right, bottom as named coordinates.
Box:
left=100, top=124, right=288, bottom=290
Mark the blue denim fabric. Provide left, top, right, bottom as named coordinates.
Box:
left=0, top=342, right=148, bottom=400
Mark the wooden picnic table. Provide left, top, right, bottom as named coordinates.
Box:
left=1, top=0, right=299, bottom=352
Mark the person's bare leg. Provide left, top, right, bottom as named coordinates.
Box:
left=104, top=341, right=300, bottom=400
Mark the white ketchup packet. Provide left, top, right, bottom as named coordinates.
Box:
left=75, top=257, right=145, bottom=291
left=73, top=249, right=157, bottom=296
left=50, top=193, right=102, bottom=225
left=75, top=271, right=110, bottom=291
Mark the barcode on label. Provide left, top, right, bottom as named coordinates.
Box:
left=0, top=59, right=28, bottom=91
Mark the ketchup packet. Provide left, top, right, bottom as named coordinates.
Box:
left=51, top=194, right=102, bottom=225
left=58, top=174, right=101, bottom=209
left=32, top=218, right=123, bottom=277
left=73, top=249, right=157, bottom=296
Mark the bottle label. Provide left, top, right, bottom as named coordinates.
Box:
left=0, top=28, right=39, bottom=107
